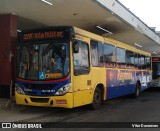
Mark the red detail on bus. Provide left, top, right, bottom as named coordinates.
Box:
left=152, top=57, right=160, bottom=62
left=56, top=100, right=67, bottom=104
left=16, top=74, right=70, bottom=83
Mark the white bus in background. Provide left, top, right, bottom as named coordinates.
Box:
left=152, top=57, right=160, bottom=87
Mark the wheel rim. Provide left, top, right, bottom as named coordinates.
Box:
left=94, top=91, right=101, bottom=105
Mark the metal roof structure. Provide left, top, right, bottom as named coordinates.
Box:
left=0, top=0, right=160, bottom=55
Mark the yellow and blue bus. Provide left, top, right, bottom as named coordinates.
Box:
left=15, top=26, right=152, bottom=109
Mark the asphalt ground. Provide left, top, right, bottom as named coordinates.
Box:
left=1, top=87, right=160, bottom=131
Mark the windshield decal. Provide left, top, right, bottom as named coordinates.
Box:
left=45, top=73, right=63, bottom=79
left=39, top=71, right=45, bottom=80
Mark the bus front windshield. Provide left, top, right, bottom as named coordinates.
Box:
left=17, top=42, right=70, bottom=80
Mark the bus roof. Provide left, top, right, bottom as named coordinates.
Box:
left=19, top=26, right=151, bottom=56
left=73, top=26, right=151, bottom=57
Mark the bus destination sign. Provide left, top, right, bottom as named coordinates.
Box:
left=152, top=57, right=160, bottom=62
left=23, top=31, right=64, bottom=40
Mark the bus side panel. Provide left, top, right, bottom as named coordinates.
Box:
left=73, top=75, right=92, bottom=107
left=106, top=69, right=136, bottom=100
left=135, top=70, right=152, bottom=91
left=146, top=71, right=152, bottom=88
left=91, top=67, right=106, bottom=100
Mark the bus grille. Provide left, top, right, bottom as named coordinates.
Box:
left=41, top=92, right=53, bottom=95
left=30, top=98, right=49, bottom=103
left=25, top=84, right=58, bottom=90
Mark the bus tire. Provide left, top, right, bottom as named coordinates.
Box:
left=133, top=83, right=141, bottom=98
left=91, top=87, right=102, bottom=110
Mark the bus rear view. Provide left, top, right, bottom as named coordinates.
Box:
left=152, top=57, right=160, bottom=87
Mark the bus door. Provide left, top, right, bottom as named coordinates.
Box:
left=72, top=38, right=92, bottom=107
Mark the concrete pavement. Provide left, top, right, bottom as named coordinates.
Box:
left=0, top=97, right=49, bottom=122
left=0, top=97, right=15, bottom=110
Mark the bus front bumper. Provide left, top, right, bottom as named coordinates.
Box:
left=15, top=92, right=73, bottom=108
left=152, top=81, right=160, bottom=87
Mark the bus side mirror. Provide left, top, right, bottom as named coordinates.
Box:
left=73, top=41, right=79, bottom=53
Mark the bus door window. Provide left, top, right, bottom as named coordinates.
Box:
left=126, top=50, right=135, bottom=69
left=103, top=43, right=116, bottom=68
left=116, top=47, right=126, bottom=68
left=73, top=40, right=90, bottom=75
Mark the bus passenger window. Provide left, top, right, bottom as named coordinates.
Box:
left=116, top=47, right=126, bottom=63
left=146, top=57, right=151, bottom=70
left=135, top=54, right=141, bottom=69
left=98, top=42, right=104, bottom=67
left=141, top=55, right=146, bottom=70
left=116, top=47, right=126, bottom=68
left=91, top=40, right=99, bottom=67
left=103, top=43, right=116, bottom=68
left=91, top=40, right=103, bottom=67
left=126, top=50, right=134, bottom=69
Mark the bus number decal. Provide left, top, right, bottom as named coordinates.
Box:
left=24, top=33, right=33, bottom=40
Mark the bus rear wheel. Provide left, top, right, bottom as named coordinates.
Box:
left=91, top=88, right=102, bottom=110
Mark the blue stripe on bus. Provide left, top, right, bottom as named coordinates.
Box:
left=106, top=69, right=151, bottom=100
left=16, top=76, right=71, bottom=96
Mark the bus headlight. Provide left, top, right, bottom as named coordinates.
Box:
left=15, top=84, right=25, bottom=95
left=55, top=83, right=71, bottom=96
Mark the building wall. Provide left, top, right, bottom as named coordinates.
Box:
left=0, top=14, right=17, bottom=97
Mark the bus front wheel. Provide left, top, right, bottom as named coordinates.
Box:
left=91, top=87, right=102, bottom=110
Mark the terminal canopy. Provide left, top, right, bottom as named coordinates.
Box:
left=0, top=0, right=160, bottom=55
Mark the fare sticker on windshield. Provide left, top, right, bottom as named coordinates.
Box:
left=45, top=73, right=62, bottom=79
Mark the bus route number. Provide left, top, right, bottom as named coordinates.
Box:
left=24, top=33, right=33, bottom=40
